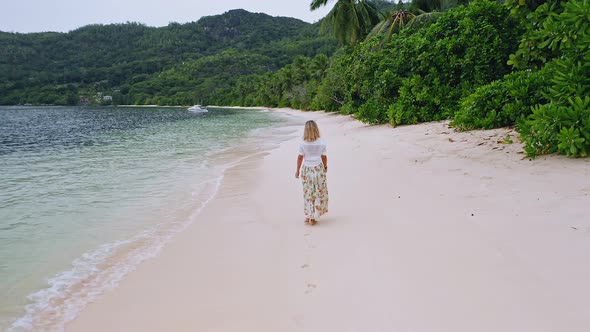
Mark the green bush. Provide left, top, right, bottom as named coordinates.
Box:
left=387, top=75, right=434, bottom=126
left=356, top=99, right=388, bottom=124
left=309, top=52, right=349, bottom=111
left=452, top=69, right=550, bottom=130
left=299, top=0, right=522, bottom=125
left=515, top=0, right=590, bottom=158
left=519, top=97, right=590, bottom=158
left=506, top=0, right=564, bottom=70
left=389, top=0, right=522, bottom=124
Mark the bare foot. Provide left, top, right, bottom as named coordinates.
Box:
left=305, top=218, right=310, bottom=224
left=309, top=219, right=317, bottom=225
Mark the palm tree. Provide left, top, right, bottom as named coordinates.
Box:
left=311, top=0, right=381, bottom=45
left=278, top=66, right=294, bottom=93
left=367, top=9, right=415, bottom=43
left=311, top=54, right=330, bottom=80
left=367, top=0, right=463, bottom=45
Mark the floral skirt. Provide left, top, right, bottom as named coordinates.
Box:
left=301, top=163, right=329, bottom=220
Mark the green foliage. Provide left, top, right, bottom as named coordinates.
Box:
left=519, top=97, right=590, bottom=158
left=504, top=0, right=551, bottom=18
left=514, top=0, right=590, bottom=158
left=412, top=0, right=470, bottom=12
left=389, top=0, right=522, bottom=123
left=310, top=52, right=348, bottom=111
left=557, top=127, right=587, bottom=157
left=311, top=0, right=381, bottom=45
left=356, top=99, right=388, bottom=124
left=336, top=0, right=521, bottom=125
left=506, top=0, right=564, bottom=69
left=546, top=57, right=590, bottom=103
left=404, top=11, right=445, bottom=33
left=0, top=10, right=337, bottom=106
left=4, top=0, right=589, bottom=161
left=231, top=53, right=338, bottom=110
left=452, top=69, right=550, bottom=130
left=368, top=9, right=415, bottom=44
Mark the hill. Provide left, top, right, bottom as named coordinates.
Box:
left=0, top=9, right=337, bottom=105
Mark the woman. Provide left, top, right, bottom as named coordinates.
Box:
left=295, top=120, right=328, bottom=225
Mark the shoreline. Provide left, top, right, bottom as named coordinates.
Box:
left=3, top=107, right=299, bottom=332
left=63, top=108, right=590, bottom=331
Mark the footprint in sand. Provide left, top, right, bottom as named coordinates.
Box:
left=305, top=283, right=317, bottom=294
left=304, top=233, right=316, bottom=249
left=292, top=314, right=305, bottom=327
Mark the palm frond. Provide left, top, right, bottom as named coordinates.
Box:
left=366, top=9, right=416, bottom=44
left=319, top=0, right=380, bottom=45
left=405, top=11, right=444, bottom=32
left=310, top=0, right=331, bottom=11
left=367, top=19, right=390, bottom=39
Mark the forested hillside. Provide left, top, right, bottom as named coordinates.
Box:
left=0, top=9, right=337, bottom=105
left=2, top=0, right=589, bottom=158
left=234, top=0, right=589, bottom=159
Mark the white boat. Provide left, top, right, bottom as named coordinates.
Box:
left=187, top=105, right=208, bottom=113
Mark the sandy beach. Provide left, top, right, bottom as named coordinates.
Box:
left=66, top=109, right=590, bottom=332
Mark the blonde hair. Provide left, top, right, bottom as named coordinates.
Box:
left=303, top=120, right=321, bottom=142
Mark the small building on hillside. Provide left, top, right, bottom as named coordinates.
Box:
left=79, top=96, right=91, bottom=105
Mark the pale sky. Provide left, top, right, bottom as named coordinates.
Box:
left=0, top=0, right=333, bottom=33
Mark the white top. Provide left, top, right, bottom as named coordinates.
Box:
left=298, top=138, right=327, bottom=167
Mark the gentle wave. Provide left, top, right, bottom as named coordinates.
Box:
left=7, top=148, right=275, bottom=332
left=8, top=173, right=225, bottom=332
left=2, top=107, right=298, bottom=331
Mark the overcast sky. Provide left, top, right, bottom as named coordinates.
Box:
left=0, top=0, right=333, bottom=33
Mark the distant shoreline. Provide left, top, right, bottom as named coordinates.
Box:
left=116, top=104, right=185, bottom=108
left=0, top=104, right=272, bottom=109
left=117, top=105, right=275, bottom=111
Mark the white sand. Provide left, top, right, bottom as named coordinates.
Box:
left=66, top=109, right=590, bottom=332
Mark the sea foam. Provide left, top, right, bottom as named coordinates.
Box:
left=8, top=174, right=225, bottom=332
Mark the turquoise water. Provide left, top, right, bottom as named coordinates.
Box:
left=0, top=106, right=290, bottom=331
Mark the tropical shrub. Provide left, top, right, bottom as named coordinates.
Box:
left=388, top=75, right=435, bottom=125
left=516, top=0, right=590, bottom=158
left=385, top=0, right=522, bottom=125
left=356, top=98, right=388, bottom=124
left=309, top=51, right=349, bottom=111
left=519, top=97, right=590, bottom=158
left=452, top=69, right=550, bottom=130
left=506, top=0, right=564, bottom=70
left=315, top=37, right=394, bottom=120
left=327, top=25, right=422, bottom=124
